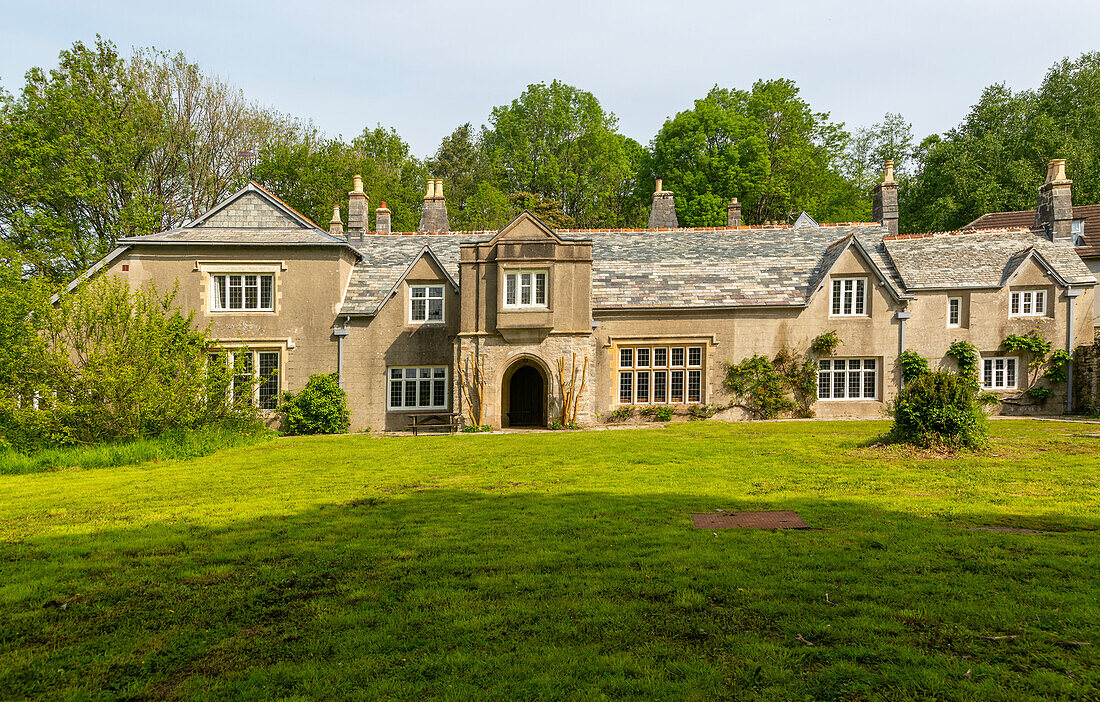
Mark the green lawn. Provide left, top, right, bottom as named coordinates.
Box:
left=1, top=420, right=1097, bottom=701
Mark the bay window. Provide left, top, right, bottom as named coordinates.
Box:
left=504, top=270, right=548, bottom=308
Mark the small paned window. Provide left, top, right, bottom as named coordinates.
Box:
left=503, top=270, right=548, bottom=308
left=830, top=278, right=867, bottom=317
left=616, top=345, right=704, bottom=405
left=388, top=366, right=449, bottom=410
left=817, top=358, right=877, bottom=400
left=1009, top=290, right=1045, bottom=317
left=212, top=274, right=274, bottom=311
left=948, top=297, right=961, bottom=327
left=410, top=285, right=445, bottom=323
left=982, top=357, right=1017, bottom=389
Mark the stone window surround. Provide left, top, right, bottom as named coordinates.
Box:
left=208, top=339, right=290, bottom=412
left=197, top=261, right=285, bottom=316
left=499, top=265, right=552, bottom=311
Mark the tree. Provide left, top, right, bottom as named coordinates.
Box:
left=482, top=80, right=644, bottom=227
left=847, top=112, right=914, bottom=192
left=902, top=84, right=1039, bottom=233
left=649, top=81, right=865, bottom=227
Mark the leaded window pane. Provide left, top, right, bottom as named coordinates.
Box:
left=619, top=348, right=633, bottom=368
left=535, top=273, right=547, bottom=305
left=653, top=348, right=668, bottom=367
left=654, top=371, right=667, bottom=402
left=258, top=352, right=279, bottom=409
left=636, top=372, right=650, bottom=403
left=619, top=371, right=633, bottom=403
left=670, top=370, right=684, bottom=403
left=506, top=274, right=517, bottom=305
left=687, top=370, right=701, bottom=402
left=636, top=347, right=650, bottom=367
left=688, top=347, right=701, bottom=367
left=671, top=348, right=685, bottom=367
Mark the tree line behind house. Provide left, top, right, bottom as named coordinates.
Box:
left=4, top=39, right=1100, bottom=283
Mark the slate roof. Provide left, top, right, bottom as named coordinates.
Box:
left=882, top=228, right=1097, bottom=290
left=963, top=204, right=1100, bottom=259
left=338, top=224, right=902, bottom=315
left=118, top=182, right=353, bottom=249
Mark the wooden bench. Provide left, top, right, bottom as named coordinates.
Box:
left=406, top=412, right=460, bottom=436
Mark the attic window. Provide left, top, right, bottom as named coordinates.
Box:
left=1010, top=290, right=1045, bottom=317
left=1071, top=220, right=1085, bottom=246
left=830, top=278, right=867, bottom=316
left=410, top=285, right=444, bottom=323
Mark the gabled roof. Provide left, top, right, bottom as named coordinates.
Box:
left=883, top=228, right=1096, bottom=290
left=999, top=247, right=1070, bottom=287
left=117, top=182, right=358, bottom=252
left=963, top=203, right=1100, bottom=259
left=338, top=221, right=896, bottom=314
left=806, top=234, right=907, bottom=302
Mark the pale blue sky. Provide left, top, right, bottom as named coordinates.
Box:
left=2, top=0, right=1099, bottom=157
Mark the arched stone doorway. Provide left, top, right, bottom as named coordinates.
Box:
left=502, top=359, right=547, bottom=427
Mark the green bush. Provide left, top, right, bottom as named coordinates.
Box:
left=639, top=405, right=675, bottom=422
left=810, top=331, right=842, bottom=355
left=461, top=424, right=493, bottom=433
left=688, top=403, right=723, bottom=420
left=280, top=374, right=350, bottom=435
left=608, top=405, right=636, bottom=422
left=898, top=350, right=930, bottom=383
left=889, top=371, right=988, bottom=450
left=723, top=351, right=817, bottom=420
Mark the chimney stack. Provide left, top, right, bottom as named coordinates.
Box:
left=872, top=159, right=899, bottom=236
left=417, top=178, right=450, bottom=232
left=347, top=174, right=368, bottom=241
left=329, top=204, right=343, bottom=238
left=647, top=179, right=679, bottom=229
left=1036, top=158, right=1073, bottom=244
left=376, top=201, right=391, bottom=234
left=727, top=197, right=741, bottom=228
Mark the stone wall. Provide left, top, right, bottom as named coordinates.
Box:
left=1073, top=328, right=1100, bottom=414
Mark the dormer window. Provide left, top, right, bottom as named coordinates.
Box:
left=504, top=270, right=548, bottom=308
left=830, top=278, right=867, bottom=316
left=1009, top=290, right=1045, bottom=317
left=1071, top=219, right=1085, bottom=246
left=410, top=285, right=444, bottom=323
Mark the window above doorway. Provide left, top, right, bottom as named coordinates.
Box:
left=503, top=270, right=548, bottom=309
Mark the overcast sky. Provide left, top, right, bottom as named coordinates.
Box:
left=3, top=0, right=1100, bottom=158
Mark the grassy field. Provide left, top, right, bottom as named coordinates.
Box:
left=0, top=420, right=1097, bottom=701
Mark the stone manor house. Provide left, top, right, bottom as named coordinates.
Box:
left=64, top=160, right=1099, bottom=431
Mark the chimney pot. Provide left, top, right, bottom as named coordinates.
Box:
left=883, top=159, right=896, bottom=184
left=376, top=202, right=391, bottom=234
left=655, top=178, right=663, bottom=193
left=329, top=204, right=344, bottom=238
left=435, top=179, right=444, bottom=200
left=424, top=180, right=435, bottom=199
left=353, top=174, right=363, bottom=193
left=418, top=179, right=450, bottom=232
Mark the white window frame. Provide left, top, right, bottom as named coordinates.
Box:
left=817, top=358, right=878, bottom=401
left=409, top=284, right=445, bottom=324
left=830, top=278, right=867, bottom=317
left=211, top=274, right=275, bottom=312
left=982, top=357, right=1018, bottom=390
left=503, top=269, right=549, bottom=309
left=1009, top=290, right=1046, bottom=317
left=616, top=344, right=704, bottom=405
left=208, top=348, right=281, bottom=410
left=1071, top=219, right=1085, bottom=246
left=947, top=297, right=961, bottom=328
left=387, top=366, right=449, bottom=411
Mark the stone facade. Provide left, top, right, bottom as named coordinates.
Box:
left=80, top=169, right=1098, bottom=433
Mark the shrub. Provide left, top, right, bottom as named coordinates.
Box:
left=688, top=403, right=723, bottom=420
left=608, top=405, right=636, bottom=422
left=639, top=405, right=675, bottom=422
left=889, top=370, right=988, bottom=450
left=898, top=350, right=930, bottom=383
left=280, top=373, right=350, bottom=435
left=810, top=331, right=842, bottom=355
left=461, top=424, right=492, bottom=433
left=724, top=351, right=817, bottom=420
left=947, top=340, right=980, bottom=378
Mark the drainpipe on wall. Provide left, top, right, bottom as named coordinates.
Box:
left=333, top=317, right=350, bottom=389
left=1065, top=287, right=1080, bottom=413
left=896, top=308, right=911, bottom=390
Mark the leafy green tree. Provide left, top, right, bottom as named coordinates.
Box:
left=482, top=80, right=644, bottom=227
left=649, top=81, right=864, bottom=227
left=847, top=112, right=914, bottom=192
left=426, top=123, right=493, bottom=230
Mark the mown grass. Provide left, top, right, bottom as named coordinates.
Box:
left=0, top=421, right=275, bottom=475
left=0, top=420, right=1097, bottom=700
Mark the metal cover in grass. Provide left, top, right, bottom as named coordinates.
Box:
left=691, top=511, right=809, bottom=529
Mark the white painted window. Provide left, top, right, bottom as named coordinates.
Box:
left=409, top=285, right=444, bottom=323
left=212, top=274, right=274, bottom=311
left=817, top=358, right=877, bottom=400
left=388, top=366, right=448, bottom=410
left=208, top=349, right=280, bottom=410
left=617, top=345, right=703, bottom=404
left=947, top=297, right=961, bottom=327
left=1009, top=290, right=1045, bottom=317
left=830, top=278, right=867, bottom=316
left=982, top=357, right=1017, bottom=389
left=504, top=270, right=548, bottom=308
